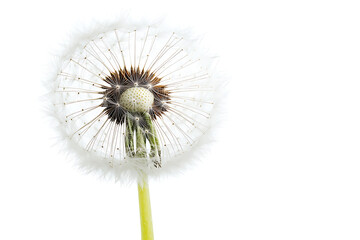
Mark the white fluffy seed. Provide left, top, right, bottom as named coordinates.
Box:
left=119, top=87, right=154, bottom=112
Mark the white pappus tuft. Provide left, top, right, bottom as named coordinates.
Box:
left=48, top=19, right=223, bottom=183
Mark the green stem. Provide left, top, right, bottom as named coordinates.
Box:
left=125, top=113, right=156, bottom=240
left=138, top=176, right=154, bottom=240
left=135, top=115, right=154, bottom=239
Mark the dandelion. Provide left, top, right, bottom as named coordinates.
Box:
left=49, top=20, right=221, bottom=240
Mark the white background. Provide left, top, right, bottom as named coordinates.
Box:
left=1, top=0, right=360, bottom=239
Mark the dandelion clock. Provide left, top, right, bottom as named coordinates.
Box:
left=48, top=19, right=222, bottom=240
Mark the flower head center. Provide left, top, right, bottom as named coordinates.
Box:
left=119, top=87, right=154, bottom=112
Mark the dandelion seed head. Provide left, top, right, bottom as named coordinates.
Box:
left=48, top=19, right=223, bottom=182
